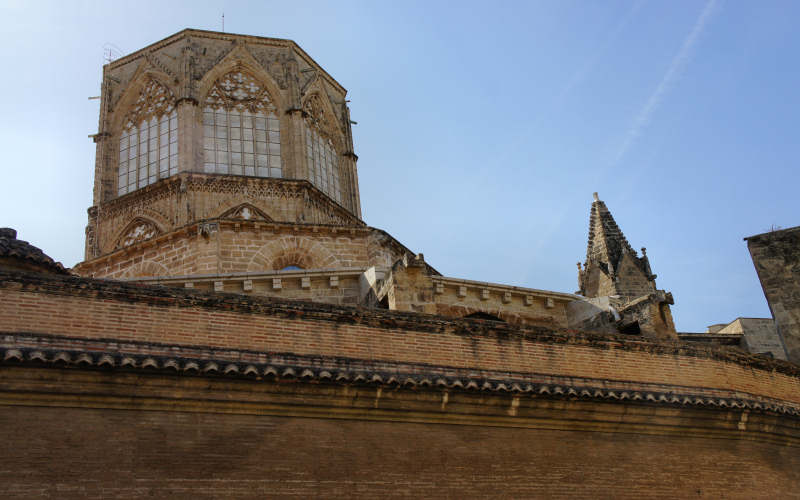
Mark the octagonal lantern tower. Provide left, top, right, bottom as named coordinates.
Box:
left=76, top=30, right=387, bottom=285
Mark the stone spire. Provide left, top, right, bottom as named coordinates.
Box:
left=585, top=192, right=636, bottom=276
left=579, top=192, right=661, bottom=300
left=576, top=194, right=676, bottom=339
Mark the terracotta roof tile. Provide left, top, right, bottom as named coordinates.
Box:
left=2, top=333, right=798, bottom=418
left=0, top=228, right=69, bottom=275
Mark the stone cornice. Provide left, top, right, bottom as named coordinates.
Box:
left=125, top=266, right=372, bottom=284
left=127, top=266, right=373, bottom=292
left=431, top=276, right=578, bottom=303
left=105, top=29, right=348, bottom=96
left=1, top=333, right=799, bottom=425
left=99, top=173, right=363, bottom=225
left=745, top=225, right=800, bottom=242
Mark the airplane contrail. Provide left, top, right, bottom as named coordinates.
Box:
left=613, top=0, right=719, bottom=165
left=554, top=0, right=645, bottom=106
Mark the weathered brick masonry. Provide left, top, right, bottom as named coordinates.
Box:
left=1, top=403, right=799, bottom=499
left=3, top=272, right=799, bottom=404
left=2, top=270, right=800, bottom=498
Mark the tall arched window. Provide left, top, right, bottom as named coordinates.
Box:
left=203, top=71, right=281, bottom=178
left=303, top=94, right=341, bottom=203
left=118, top=78, right=178, bottom=196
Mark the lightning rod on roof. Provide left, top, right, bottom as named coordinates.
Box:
left=103, top=43, right=124, bottom=63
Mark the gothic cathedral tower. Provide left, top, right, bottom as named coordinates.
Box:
left=74, top=30, right=412, bottom=287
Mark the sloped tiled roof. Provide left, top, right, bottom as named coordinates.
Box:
left=0, top=228, right=69, bottom=275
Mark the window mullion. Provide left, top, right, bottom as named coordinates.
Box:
left=227, top=111, right=233, bottom=175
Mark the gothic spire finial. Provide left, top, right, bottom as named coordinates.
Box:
left=593, top=192, right=599, bottom=202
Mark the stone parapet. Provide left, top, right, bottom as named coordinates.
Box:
left=129, top=266, right=376, bottom=306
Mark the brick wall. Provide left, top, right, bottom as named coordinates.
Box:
left=1, top=272, right=799, bottom=405
left=0, top=401, right=798, bottom=498
left=2, top=271, right=800, bottom=497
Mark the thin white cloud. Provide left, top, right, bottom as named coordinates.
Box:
left=554, top=0, right=645, bottom=105
left=613, top=0, right=719, bottom=165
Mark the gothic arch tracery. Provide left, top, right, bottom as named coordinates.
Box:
left=219, top=203, right=273, bottom=222
left=202, top=68, right=282, bottom=178
left=122, top=77, right=176, bottom=128
left=206, top=70, right=277, bottom=113
left=302, top=91, right=344, bottom=203
left=114, top=217, right=162, bottom=250
left=302, top=92, right=343, bottom=148
left=116, top=76, right=179, bottom=196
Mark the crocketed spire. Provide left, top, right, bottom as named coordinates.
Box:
left=585, top=192, right=636, bottom=273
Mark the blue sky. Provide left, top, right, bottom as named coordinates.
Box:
left=1, top=1, right=798, bottom=331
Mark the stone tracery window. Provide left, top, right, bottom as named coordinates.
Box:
left=118, top=78, right=178, bottom=196
left=203, top=71, right=281, bottom=178
left=303, top=95, right=341, bottom=203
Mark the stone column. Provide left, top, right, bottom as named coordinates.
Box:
left=343, top=104, right=361, bottom=218
left=177, top=100, right=198, bottom=174
left=284, top=57, right=308, bottom=183
left=93, top=72, right=116, bottom=204
left=177, top=45, right=198, bottom=175
left=84, top=206, right=99, bottom=260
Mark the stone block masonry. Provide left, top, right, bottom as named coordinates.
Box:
left=747, top=226, right=800, bottom=363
